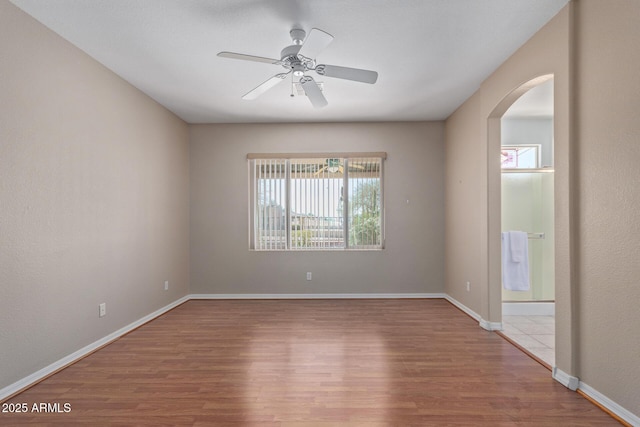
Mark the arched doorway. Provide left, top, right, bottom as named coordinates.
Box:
left=486, top=74, right=579, bottom=389
left=499, top=79, right=555, bottom=366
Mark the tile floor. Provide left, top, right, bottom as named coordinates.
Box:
left=502, top=315, right=555, bottom=366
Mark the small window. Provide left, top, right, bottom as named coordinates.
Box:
left=501, top=145, right=540, bottom=169
left=249, top=154, right=385, bottom=250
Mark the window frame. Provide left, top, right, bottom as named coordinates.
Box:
left=501, top=144, right=542, bottom=169
left=248, top=152, right=386, bottom=251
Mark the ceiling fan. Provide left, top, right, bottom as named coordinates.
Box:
left=218, top=28, right=378, bottom=108
left=314, top=158, right=365, bottom=175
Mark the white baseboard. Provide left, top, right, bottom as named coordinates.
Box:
left=552, top=366, right=580, bottom=391
left=579, top=381, right=640, bottom=426
left=479, top=319, right=504, bottom=331
left=554, top=368, right=640, bottom=424
left=190, top=293, right=446, bottom=299
left=0, top=295, right=189, bottom=402
left=502, top=302, right=555, bottom=316
left=444, top=295, right=502, bottom=331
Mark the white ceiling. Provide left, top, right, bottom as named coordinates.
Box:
left=11, top=0, right=567, bottom=124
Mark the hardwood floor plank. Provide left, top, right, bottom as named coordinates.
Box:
left=1, top=299, right=621, bottom=425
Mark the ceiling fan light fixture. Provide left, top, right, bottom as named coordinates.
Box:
left=327, top=158, right=340, bottom=173
left=292, top=63, right=305, bottom=77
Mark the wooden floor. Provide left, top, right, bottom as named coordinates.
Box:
left=2, top=299, right=620, bottom=426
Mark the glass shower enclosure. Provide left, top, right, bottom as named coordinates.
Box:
left=501, top=170, right=555, bottom=302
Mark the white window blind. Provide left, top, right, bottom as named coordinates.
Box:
left=253, top=159, right=288, bottom=250
left=250, top=154, right=384, bottom=251
left=348, top=157, right=382, bottom=248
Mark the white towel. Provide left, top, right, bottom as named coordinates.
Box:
left=509, top=231, right=528, bottom=262
left=502, top=231, right=530, bottom=291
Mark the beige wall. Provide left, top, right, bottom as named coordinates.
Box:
left=0, top=2, right=190, bottom=391
left=190, top=122, right=444, bottom=295
left=446, top=1, right=640, bottom=417
left=482, top=10, right=571, bottom=340
left=445, top=7, right=570, bottom=331
left=444, top=92, right=485, bottom=310
left=574, top=0, right=640, bottom=415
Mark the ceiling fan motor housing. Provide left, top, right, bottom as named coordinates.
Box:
left=280, top=44, right=310, bottom=76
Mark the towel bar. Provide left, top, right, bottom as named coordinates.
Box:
left=527, top=232, right=545, bottom=239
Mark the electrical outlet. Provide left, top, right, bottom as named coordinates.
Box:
left=164, top=280, right=169, bottom=291
left=306, top=272, right=312, bottom=281
left=99, top=303, right=106, bottom=317
left=466, top=281, right=470, bottom=292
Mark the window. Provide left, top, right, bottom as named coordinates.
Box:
left=249, top=153, right=385, bottom=250
left=501, top=145, right=540, bottom=169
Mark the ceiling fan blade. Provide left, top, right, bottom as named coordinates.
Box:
left=242, top=73, right=290, bottom=100
left=300, top=76, right=328, bottom=108
left=297, top=28, right=334, bottom=60
left=314, top=165, right=327, bottom=176
left=218, top=51, right=282, bottom=65
left=315, top=64, right=378, bottom=84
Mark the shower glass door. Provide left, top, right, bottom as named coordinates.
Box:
left=501, top=171, right=555, bottom=301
